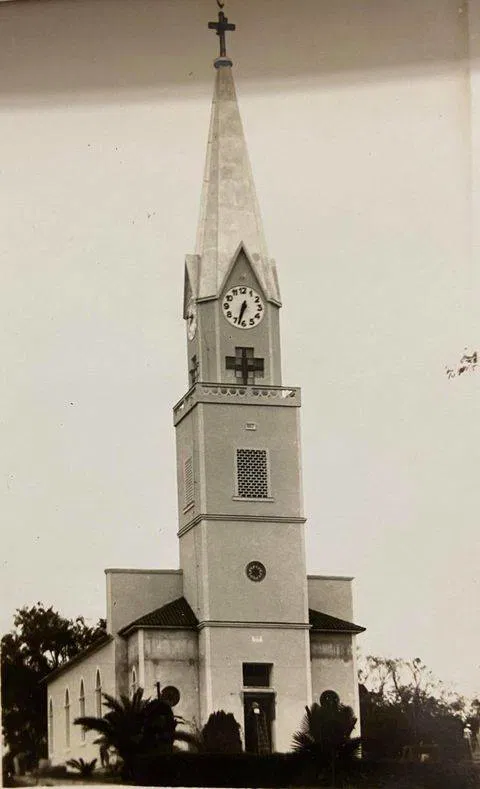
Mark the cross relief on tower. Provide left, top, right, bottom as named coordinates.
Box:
left=226, top=347, right=264, bottom=385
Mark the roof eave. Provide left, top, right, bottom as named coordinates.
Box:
left=40, top=633, right=113, bottom=685
left=119, top=623, right=197, bottom=637
left=310, top=626, right=366, bottom=634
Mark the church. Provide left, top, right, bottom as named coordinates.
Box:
left=46, top=10, right=364, bottom=762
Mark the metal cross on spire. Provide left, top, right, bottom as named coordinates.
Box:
left=208, top=2, right=236, bottom=59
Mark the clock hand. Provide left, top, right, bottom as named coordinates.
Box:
left=238, top=300, right=247, bottom=323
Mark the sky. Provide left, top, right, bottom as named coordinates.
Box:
left=1, top=0, right=479, bottom=700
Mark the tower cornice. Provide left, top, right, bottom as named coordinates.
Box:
left=178, top=513, right=307, bottom=539
left=173, top=382, right=301, bottom=426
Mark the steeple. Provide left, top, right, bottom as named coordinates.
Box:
left=191, top=13, right=280, bottom=304
left=183, top=7, right=283, bottom=387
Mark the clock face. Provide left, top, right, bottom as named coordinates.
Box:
left=245, top=561, right=266, bottom=583
left=222, top=286, right=264, bottom=329
left=186, top=297, right=198, bottom=341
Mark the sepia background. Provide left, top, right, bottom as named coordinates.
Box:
left=1, top=0, right=479, bottom=697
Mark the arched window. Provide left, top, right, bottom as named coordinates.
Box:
left=131, top=667, right=137, bottom=697
left=64, top=688, right=70, bottom=748
left=79, top=680, right=86, bottom=741
left=95, top=670, right=102, bottom=717
left=48, top=698, right=54, bottom=754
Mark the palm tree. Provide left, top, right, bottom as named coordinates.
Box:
left=292, top=690, right=361, bottom=786
left=75, top=688, right=193, bottom=781
left=66, top=758, right=97, bottom=777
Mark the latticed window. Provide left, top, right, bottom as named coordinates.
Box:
left=95, top=670, right=102, bottom=717
left=79, top=680, right=86, bottom=741
left=184, top=457, right=194, bottom=508
left=236, top=449, right=270, bottom=498
left=226, top=346, right=264, bottom=385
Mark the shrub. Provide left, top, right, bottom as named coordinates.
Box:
left=200, top=711, right=243, bottom=754
left=37, top=763, right=69, bottom=779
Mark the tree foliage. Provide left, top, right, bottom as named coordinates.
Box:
left=1, top=602, right=106, bottom=765
left=359, top=655, right=479, bottom=759
left=446, top=349, right=477, bottom=379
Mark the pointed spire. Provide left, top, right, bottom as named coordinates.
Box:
left=194, top=58, right=281, bottom=303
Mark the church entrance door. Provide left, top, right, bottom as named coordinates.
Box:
left=243, top=692, right=275, bottom=754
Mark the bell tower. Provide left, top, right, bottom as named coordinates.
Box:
left=174, top=9, right=311, bottom=751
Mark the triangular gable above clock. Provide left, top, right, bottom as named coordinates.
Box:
left=218, top=242, right=271, bottom=299
left=185, top=246, right=281, bottom=309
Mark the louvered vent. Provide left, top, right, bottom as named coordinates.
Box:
left=236, top=449, right=269, bottom=498
left=184, top=457, right=194, bottom=508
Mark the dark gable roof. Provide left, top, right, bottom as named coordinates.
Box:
left=121, top=600, right=362, bottom=635
left=119, top=596, right=198, bottom=635
left=309, top=608, right=365, bottom=634
left=40, top=632, right=113, bottom=685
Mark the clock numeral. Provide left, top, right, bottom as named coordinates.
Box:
left=257, top=304, right=263, bottom=312
left=227, top=311, right=232, bottom=318
left=249, top=318, right=254, bottom=326
left=232, top=288, right=238, bottom=296
left=223, top=303, right=229, bottom=310
left=241, top=320, right=247, bottom=327
left=255, top=313, right=260, bottom=320
left=254, top=296, right=260, bottom=303
left=239, top=287, right=247, bottom=294
left=226, top=294, right=233, bottom=302
left=233, top=317, right=238, bottom=324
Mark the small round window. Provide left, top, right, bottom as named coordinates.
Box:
left=245, top=561, right=266, bottom=582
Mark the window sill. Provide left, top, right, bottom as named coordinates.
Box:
left=232, top=497, right=274, bottom=503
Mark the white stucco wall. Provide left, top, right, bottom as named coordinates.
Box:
left=310, top=632, right=360, bottom=734
left=141, top=629, right=200, bottom=729
left=105, top=569, right=183, bottom=634
left=47, top=639, right=115, bottom=766
left=307, top=575, right=355, bottom=621
left=198, top=625, right=312, bottom=753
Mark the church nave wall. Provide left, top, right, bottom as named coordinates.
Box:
left=46, top=639, right=115, bottom=766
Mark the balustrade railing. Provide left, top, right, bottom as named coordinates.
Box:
left=173, top=382, right=301, bottom=422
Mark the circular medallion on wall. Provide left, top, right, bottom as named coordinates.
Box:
left=160, top=686, right=181, bottom=707
left=245, top=561, right=266, bottom=582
